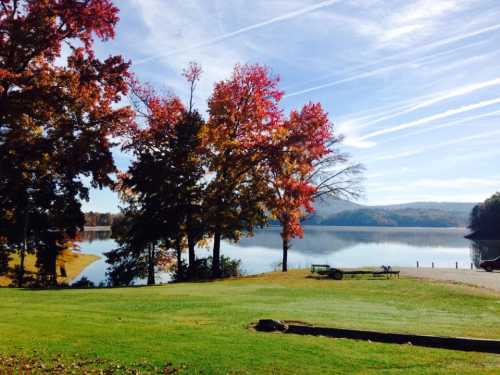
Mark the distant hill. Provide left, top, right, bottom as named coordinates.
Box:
left=375, top=202, right=476, bottom=214
left=84, top=199, right=477, bottom=229
left=306, top=197, right=363, bottom=224
left=304, top=199, right=477, bottom=228
left=318, top=208, right=468, bottom=227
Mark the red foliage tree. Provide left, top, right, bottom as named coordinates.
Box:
left=205, top=64, right=284, bottom=278
left=267, top=103, right=333, bottom=271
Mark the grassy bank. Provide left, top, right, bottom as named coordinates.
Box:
left=0, top=270, right=499, bottom=374
left=0, top=251, right=100, bottom=287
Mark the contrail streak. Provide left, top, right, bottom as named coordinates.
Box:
left=381, top=109, right=500, bottom=144
left=284, top=23, right=500, bottom=98
left=283, top=38, right=487, bottom=93
left=285, top=65, right=402, bottom=97
left=358, top=76, right=500, bottom=128
left=135, top=0, right=341, bottom=65
left=370, top=129, right=500, bottom=162
left=359, top=97, right=500, bottom=140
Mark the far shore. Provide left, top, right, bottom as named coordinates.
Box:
left=82, top=225, right=468, bottom=232
left=83, top=226, right=111, bottom=232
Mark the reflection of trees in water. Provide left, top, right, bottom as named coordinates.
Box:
left=81, top=228, right=490, bottom=265
left=470, top=240, right=500, bottom=268
left=79, top=231, right=112, bottom=243
left=238, top=227, right=469, bottom=255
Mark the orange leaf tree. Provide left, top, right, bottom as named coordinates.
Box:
left=205, top=64, right=284, bottom=278
left=267, top=103, right=334, bottom=271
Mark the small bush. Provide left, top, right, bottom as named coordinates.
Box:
left=0, top=246, right=10, bottom=276
left=71, top=277, right=95, bottom=288
left=172, top=256, right=242, bottom=282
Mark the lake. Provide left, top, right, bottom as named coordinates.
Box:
left=74, top=226, right=500, bottom=285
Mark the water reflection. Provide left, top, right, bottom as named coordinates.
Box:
left=238, top=226, right=469, bottom=254
left=74, top=226, right=493, bottom=285
left=79, top=230, right=112, bottom=243
left=470, top=240, right=500, bottom=267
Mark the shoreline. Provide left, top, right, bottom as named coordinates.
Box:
left=83, top=225, right=468, bottom=232
left=83, top=226, right=111, bottom=231
left=0, top=252, right=101, bottom=287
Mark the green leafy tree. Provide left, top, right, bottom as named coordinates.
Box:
left=113, top=66, right=207, bottom=281
left=106, top=203, right=168, bottom=286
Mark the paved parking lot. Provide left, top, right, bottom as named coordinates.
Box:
left=400, top=267, right=500, bottom=292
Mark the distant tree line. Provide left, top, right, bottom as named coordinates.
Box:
left=313, top=208, right=469, bottom=227
left=84, top=212, right=120, bottom=227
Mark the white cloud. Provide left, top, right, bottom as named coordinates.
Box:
left=372, top=0, right=477, bottom=49
left=127, top=0, right=247, bottom=106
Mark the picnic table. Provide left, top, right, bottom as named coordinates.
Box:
left=311, top=264, right=400, bottom=280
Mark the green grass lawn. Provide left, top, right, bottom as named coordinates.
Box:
left=1, top=270, right=499, bottom=374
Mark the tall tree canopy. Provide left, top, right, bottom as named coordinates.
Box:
left=0, top=0, right=132, bottom=286
left=269, top=110, right=364, bottom=271
left=267, top=103, right=333, bottom=271
left=113, top=65, right=207, bottom=283
left=205, top=64, right=284, bottom=277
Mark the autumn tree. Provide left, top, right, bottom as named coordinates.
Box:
left=266, top=103, right=330, bottom=271
left=205, top=64, right=284, bottom=278
left=266, top=104, right=363, bottom=272
left=0, top=0, right=133, bottom=286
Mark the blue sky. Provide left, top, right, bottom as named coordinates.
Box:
left=83, top=0, right=500, bottom=212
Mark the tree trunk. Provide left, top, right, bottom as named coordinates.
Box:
left=18, top=247, right=25, bottom=287
left=282, top=237, right=288, bottom=272
left=175, top=237, right=183, bottom=276
left=50, top=255, right=58, bottom=288
left=212, top=229, right=221, bottom=279
left=187, top=233, right=195, bottom=274
left=186, top=211, right=196, bottom=276
left=147, top=243, right=155, bottom=285
left=18, top=209, right=29, bottom=287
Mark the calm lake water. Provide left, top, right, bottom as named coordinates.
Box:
left=74, top=226, right=500, bottom=285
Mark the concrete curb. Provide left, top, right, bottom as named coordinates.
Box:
left=255, top=320, right=500, bottom=354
